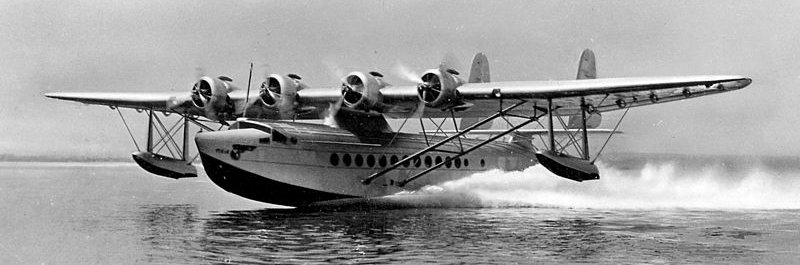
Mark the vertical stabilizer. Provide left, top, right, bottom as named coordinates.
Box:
left=576, top=49, right=596, bottom=80
left=468, top=53, right=490, bottom=83
left=462, top=52, right=493, bottom=130
left=569, top=49, right=601, bottom=129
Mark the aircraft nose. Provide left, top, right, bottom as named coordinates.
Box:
left=194, top=130, right=225, bottom=155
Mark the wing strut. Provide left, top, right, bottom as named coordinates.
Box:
left=533, top=96, right=630, bottom=182
left=111, top=108, right=223, bottom=179
left=397, top=111, right=545, bottom=187
left=361, top=100, right=535, bottom=186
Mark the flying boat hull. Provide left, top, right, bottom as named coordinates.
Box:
left=194, top=122, right=535, bottom=207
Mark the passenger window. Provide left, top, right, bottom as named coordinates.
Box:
left=414, top=157, right=422, bottom=168
left=379, top=155, right=387, bottom=167
left=435, top=156, right=442, bottom=166
left=444, top=156, right=452, bottom=168
left=454, top=158, right=461, bottom=168
left=343, top=154, right=352, bottom=166
left=464, top=158, right=469, bottom=167
left=330, top=153, right=339, bottom=166
left=424, top=156, right=432, bottom=167
left=290, top=137, right=298, bottom=145
left=355, top=154, right=364, bottom=167
left=480, top=159, right=485, bottom=167
left=402, top=155, right=410, bottom=167
left=390, top=155, right=399, bottom=165
left=367, top=155, right=375, bottom=167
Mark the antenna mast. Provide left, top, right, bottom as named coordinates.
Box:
left=243, top=62, right=254, bottom=118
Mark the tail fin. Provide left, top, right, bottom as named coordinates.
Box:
left=576, top=49, right=596, bottom=80
left=568, top=49, right=601, bottom=129
left=468, top=53, right=490, bottom=83
left=462, top=52, right=493, bottom=130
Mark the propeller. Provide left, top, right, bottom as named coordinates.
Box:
left=323, top=97, right=344, bottom=127
left=323, top=60, right=346, bottom=80
left=418, top=72, right=442, bottom=103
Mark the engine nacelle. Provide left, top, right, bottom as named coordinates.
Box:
left=417, top=67, right=465, bottom=109
left=341, top=71, right=387, bottom=111
left=258, top=74, right=306, bottom=119
left=190, top=76, right=237, bottom=120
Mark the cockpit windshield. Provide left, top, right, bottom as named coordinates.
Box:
left=232, top=121, right=272, bottom=134
left=232, top=121, right=298, bottom=145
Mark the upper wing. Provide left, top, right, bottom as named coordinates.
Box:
left=46, top=75, right=751, bottom=120
left=44, top=92, right=203, bottom=114
left=452, top=75, right=750, bottom=116
left=45, top=88, right=345, bottom=120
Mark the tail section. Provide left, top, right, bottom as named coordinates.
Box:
left=568, top=49, right=601, bottom=129
left=576, top=49, right=596, bottom=80
left=468, top=53, right=490, bottom=83
left=462, top=52, right=493, bottom=130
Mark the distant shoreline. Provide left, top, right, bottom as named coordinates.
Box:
left=0, top=154, right=131, bottom=163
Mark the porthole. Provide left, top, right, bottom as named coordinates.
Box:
left=424, top=156, right=432, bottom=167
left=290, top=137, right=298, bottom=144
left=355, top=154, right=364, bottom=167
left=454, top=157, right=461, bottom=168
left=390, top=155, right=399, bottom=165
left=367, top=154, right=375, bottom=167
left=464, top=158, right=469, bottom=167
left=379, top=155, right=387, bottom=167
left=330, top=153, right=339, bottom=166
left=402, top=155, right=410, bottom=167
left=343, top=154, right=352, bottom=166
left=480, top=159, right=485, bottom=167
left=413, top=157, right=421, bottom=168
left=435, top=156, right=442, bottom=166
left=444, top=156, right=452, bottom=168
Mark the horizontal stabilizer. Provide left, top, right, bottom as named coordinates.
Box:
left=459, top=117, right=493, bottom=130
left=567, top=113, right=602, bottom=129
left=132, top=151, right=197, bottom=179
left=534, top=150, right=599, bottom=182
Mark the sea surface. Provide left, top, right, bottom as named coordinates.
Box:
left=1, top=154, right=799, bottom=264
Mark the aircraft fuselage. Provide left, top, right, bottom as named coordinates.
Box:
left=195, top=120, right=537, bottom=206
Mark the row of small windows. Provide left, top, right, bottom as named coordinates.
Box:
left=329, top=153, right=486, bottom=169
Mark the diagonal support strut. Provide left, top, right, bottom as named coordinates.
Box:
left=361, top=100, right=527, bottom=185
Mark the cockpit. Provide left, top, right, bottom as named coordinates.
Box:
left=229, top=120, right=298, bottom=145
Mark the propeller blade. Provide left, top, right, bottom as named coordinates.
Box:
left=393, top=63, right=422, bottom=83
left=323, top=98, right=344, bottom=127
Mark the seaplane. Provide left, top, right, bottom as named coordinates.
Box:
left=46, top=49, right=752, bottom=207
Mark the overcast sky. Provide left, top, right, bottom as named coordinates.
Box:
left=1, top=0, right=796, bottom=158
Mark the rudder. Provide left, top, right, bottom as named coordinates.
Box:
left=468, top=53, right=490, bottom=83
left=568, top=49, right=601, bottom=129
left=576, top=49, right=596, bottom=80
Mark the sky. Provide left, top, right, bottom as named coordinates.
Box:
left=1, top=0, right=797, bottom=159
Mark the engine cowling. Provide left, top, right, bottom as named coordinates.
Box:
left=417, top=67, right=464, bottom=109
left=258, top=74, right=305, bottom=119
left=190, top=76, right=237, bottom=120
left=341, top=71, right=387, bottom=111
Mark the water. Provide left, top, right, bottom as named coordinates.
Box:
left=1, top=155, right=799, bottom=264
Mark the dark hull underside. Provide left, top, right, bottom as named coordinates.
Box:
left=199, top=153, right=357, bottom=207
